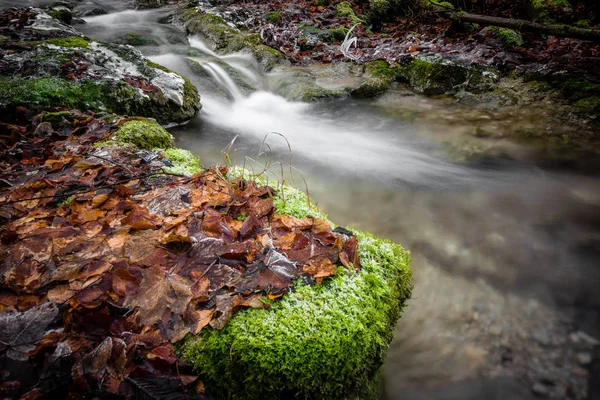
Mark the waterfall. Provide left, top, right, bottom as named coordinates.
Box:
left=201, top=62, right=245, bottom=101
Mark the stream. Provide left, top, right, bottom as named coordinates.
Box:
left=9, top=1, right=600, bottom=398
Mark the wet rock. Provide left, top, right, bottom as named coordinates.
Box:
left=135, top=0, right=169, bottom=9
left=178, top=9, right=288, bottom=71
left=72, top=4, right=108, bottom=18
left=533, top=330, right=551, bottom=346
left=576, top=352, right=592, bottom=365
left=489, top=325, right=503, bottom=336
left=405, top=54, right=498, bottom=95
left=531, top=382, right=551, bottom=397
left=47, top=6, right=72, bottom=25
left=0, top=8, right=200, bottom=124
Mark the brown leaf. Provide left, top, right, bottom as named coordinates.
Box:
left=47, top=284, right=75, bottom=303
left=92, top=193, right=109, bottom=208
left=303, top=258, right=336, bottom=281
left=120, top=207, right=159, bottom=230
left=185, top=307, right=214, bottom=334
left=111, top=268, right=139, bottom=297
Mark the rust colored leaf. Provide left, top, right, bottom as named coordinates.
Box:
left=185, top=307, right=214, bottom=335
left=111, top=268, right=139, bottom=297
left=120, top=208, right=159, bottom=230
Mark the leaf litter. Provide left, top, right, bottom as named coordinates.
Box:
left=0, top=108, right=360, bottom=399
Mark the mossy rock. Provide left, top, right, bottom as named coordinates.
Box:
left=490, top=27, right=524, bottom=47
left=529, top=0, right=571, bottom=24
left=351, top=77, right=390, bottom=98
left=48, top=7, right=72, bottom=25
left=574, top=97, right=600, bottom=116
left=299, top=25, right=349, bottom=46
left=407, top=56, right=468, bottom=95
left=336, top=1, right=365, bottom=25
left=284, top=81, right=347, bottom=101
left=406, top=56, right=498, bottom=95
left=270, top=68, right=348, bottom=101
left=110, top=119, right=175, bottom=150
left=0, top=9, right=200, bottom=124
left=134, top=0, right=168, bottom=9
left=116, top=33, right=160, bottom=46
left=43, top=36, right=90, bottom=48
left=181, top=180, right=412, bottom=400
left=162, top=148, right=203, bottom=176
left=179, top=9, right=288, bottom=70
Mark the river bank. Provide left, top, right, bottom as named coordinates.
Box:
left=0, top=6, right=412, bottom=399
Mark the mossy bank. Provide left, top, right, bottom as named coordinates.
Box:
left=181, top=171, right=412, bottom=400
left=0, top=8, right=200, bottom=124
left=102, top=122, right=413, bottom=399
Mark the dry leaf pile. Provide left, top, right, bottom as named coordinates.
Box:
left=0, top=109, right=360, bottom=399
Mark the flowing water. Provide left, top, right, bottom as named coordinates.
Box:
left=9, top=1, right=600, bottom=397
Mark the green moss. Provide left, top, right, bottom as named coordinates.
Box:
left=162, top=148, right=202, bottom=176
left=351, top=77, right=390, bottom=98
left=408, top=58, right=468, bottom=95
left=264, top=11, right=283, bottom=23
left=575, top=19, right=590, bottom=29
left=180, top=11, right=287, bottom=70
left=117, top=33, right=160, bottom=46
left=39, top=111, right=72, bottom=129
left=530, top=0, right=571, bottom=24
left=0, top=76, right=106, bottom=111
left=48, top=8, right=72, bottom=25
left=299, top=25, right=349, bottom=44
left=57, top=196, right=73, bottom=207
left=490, top=27, right=524, bottom=47
left=430, top=0, right=454, bottom=10
left=365, top=60, right=405, bottom=80
left=336, top=1, right=365, bottom=25
left=534, top=75, right=600, bottom=101
left=44, top=36, right=90, bottom=49
left=181, top=224, right=411, bottom=399
left=574, top=97, right=600, bottom=113
left=111, top=120, right=174, bottom=150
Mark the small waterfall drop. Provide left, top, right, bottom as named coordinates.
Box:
left=202, top=62, right=245, bottom=101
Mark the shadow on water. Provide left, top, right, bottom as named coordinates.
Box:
left=6, top=1, right=599, bottom=397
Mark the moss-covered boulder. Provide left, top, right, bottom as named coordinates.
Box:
left=178, top=7, right=288, bottom=70
left=100, top=118, right=203, bottom=176
left=111, top=119, right=175, bottom=149
left=490, top=27, right=524, bottom=47
left=270, top=63, right=364, bottom=101
left=181, top=179, right=412, bottom=400
left=0, top=8, right=200, bottom=124
left=405, top=55, right=499, bottom=95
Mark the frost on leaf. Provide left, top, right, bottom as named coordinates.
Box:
left=0, top=303, right=58, bottom=361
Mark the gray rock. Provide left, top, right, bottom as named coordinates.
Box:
left=576, top=352, right=592, bottom=365
left=531, top=382, right=550, bottom=397
left=533, top=330, right=551, bottom=346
